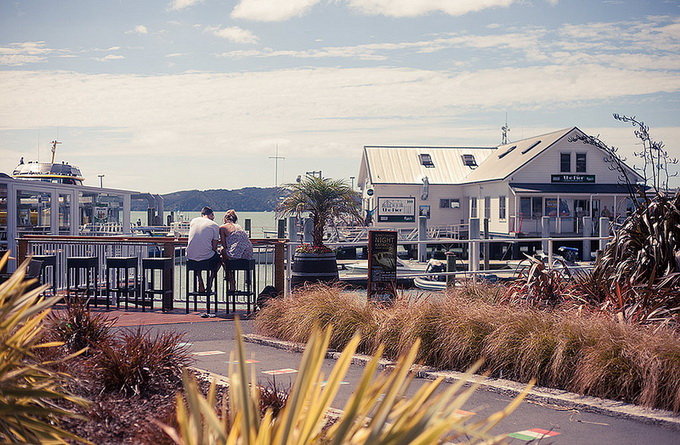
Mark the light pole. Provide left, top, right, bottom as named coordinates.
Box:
left=98, top=174, right=104, bottom=188
left=269, top=145, right=285, bottom=187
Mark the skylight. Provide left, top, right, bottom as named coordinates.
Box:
left=461, top=154, right=477, bottom=167
left=498, top=145, right=517, bottom=159
left=521, top=140, right=541, bottom=154
left=419, top=153, right=435, bottom=168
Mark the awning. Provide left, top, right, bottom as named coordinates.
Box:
left=510, top=183, right=646, bottom=194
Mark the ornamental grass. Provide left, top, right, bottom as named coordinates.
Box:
left=255, top=284, right=680, bottom=412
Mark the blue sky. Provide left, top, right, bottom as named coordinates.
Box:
left=1, top=0, right=678, bottom=193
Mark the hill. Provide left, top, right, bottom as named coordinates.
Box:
left=131, top=187, right=282, bottom=211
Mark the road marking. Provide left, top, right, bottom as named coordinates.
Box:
left=320, top=380, right=349, bottom=387
left=226, top=359, right=261, bottom=364
left=193, top=350, right=226, bottom=356
left=508, top=428, right=560, bottom=441
left=177, top=342, right=192, bottom=348
left=262, top=368, right=298, bottom=375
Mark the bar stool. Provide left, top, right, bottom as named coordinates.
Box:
left=186, top=261, right=219, bottom=314
left=105, top=256, right=139, bottom=310
left=66, top=256, right=99, bottom=304
left=224, top=259, right=256, bottom=314
left=32, top=254, right=57, bottom=296
left=142, top=257, right=173, bottom=312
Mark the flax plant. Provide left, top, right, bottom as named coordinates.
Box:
left=163, top=319, right=531, bottom=444
left=0, top=253, right=87, bottom=443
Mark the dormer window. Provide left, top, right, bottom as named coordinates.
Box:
left=419, top=153, right=435, bottom=168
left=521, top=140, right=541, bottom=154
left=461, top=154, right=477, bottom=168
left=498, top=145, right=516, bottom=159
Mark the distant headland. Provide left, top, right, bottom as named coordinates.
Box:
left=131, top=187, right=281, bottom=212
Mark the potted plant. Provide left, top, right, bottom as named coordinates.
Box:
left=277, top=176, right=361, bottom=288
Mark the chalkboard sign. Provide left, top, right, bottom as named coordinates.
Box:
left=367, top=230, right=398, bottom=302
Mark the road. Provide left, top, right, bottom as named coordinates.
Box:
left=139, top=319, right=680, bottom=445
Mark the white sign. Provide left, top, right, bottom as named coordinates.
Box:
left=377, top=197, right=415, bottom=222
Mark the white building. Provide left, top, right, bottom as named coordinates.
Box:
left=357, top=127, right=643, bottom=239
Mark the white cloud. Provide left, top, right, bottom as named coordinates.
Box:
left=231, top=0, right=320, bottom=22
left=96, top=54, right=125, bottom=61
left=207, top=26, right=259, bottom=44
left=165, top=53, right=186, bottom=58
left=344, top=0, right=517, bottom=17
left=0, top=41, right=54, bottom=66
left=127, top=25, right=148, bottom=35
left=169, top=0, right=203, bottom=11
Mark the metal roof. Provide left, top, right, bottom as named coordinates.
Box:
left=362, top=146, right=495, bottom=185
left=463, top=128, right=576, bottom=183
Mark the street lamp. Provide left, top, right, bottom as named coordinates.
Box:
left=98, top=174, right=104, bottom=188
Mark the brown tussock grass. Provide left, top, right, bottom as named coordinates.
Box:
left=256, top=283, right=680, bottom=412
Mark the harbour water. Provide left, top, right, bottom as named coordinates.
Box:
left=131, top=211, right=276, bottom=238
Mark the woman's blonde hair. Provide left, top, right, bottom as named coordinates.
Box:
left=224, top=209, right=238, bottom=223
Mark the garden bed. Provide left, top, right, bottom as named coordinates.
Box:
left=255, top=284, right=680, bottom=413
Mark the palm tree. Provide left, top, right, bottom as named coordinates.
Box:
left=277, top=176, right=361, bottom=248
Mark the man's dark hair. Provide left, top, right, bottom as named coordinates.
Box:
left=201, top=206, right=214, bottom=216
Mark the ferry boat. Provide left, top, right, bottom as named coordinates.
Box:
left=12, top=141, right=85, bottom=185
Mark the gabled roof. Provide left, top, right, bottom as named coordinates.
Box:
left=360, top=145, right=495, bottom=185
left=463, top=128, right=576, bottom=183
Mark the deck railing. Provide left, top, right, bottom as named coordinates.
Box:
left=17, top=235, right=285, bottom=311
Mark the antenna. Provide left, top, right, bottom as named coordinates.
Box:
left=50, top=140, right=62, bottom=164
left=501, top=114, right=510, bottom=145
left=269, top=145, right=285, bottom=187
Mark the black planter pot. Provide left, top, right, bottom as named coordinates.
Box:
left=291, top=252, right=339, bottom=289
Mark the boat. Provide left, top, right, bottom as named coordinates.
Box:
left=12, top=141, right=84, bottom=185
left=343, top=258, right=424, bottom=274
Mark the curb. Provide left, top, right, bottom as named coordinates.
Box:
left=243, top=333, right=680, bottom=431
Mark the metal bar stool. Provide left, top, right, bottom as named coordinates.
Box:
left=106, top=257, right=139, bottom=310
left=32, top=254, right=57, bottom=296
left=223, top=259, right=256, bottom=314
left=66, top=256, right=99, bottom=305
left=142, top=257, right=173, bottom=312
left=186, top=260, right=219, bottom=314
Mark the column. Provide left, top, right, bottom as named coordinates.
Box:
left=303, top=218, right=313, bottom=244
left=599, top=217, right=610, bottom=252
left=582, top=217, right=592, bottom=261
left=541, top=216, right=550, bottom=254
left=469, top=218, right=480, bottom=273
left=418, top=215, right=427, bottom=262
left=287, top=216, right=297, bottom=241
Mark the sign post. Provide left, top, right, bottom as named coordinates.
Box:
left=367, top=230, right=398, bottom=302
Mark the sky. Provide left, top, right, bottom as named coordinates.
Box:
left=0, top=0, right=678, bottom=193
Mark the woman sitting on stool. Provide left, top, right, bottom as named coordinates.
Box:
left=220, top=210, right=254, bottom=292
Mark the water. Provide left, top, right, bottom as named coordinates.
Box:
left=131, top=211, right=277, bottom=238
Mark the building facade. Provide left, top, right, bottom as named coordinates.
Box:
left=357, top=127, right=642, bottom=239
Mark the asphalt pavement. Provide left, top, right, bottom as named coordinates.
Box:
left=139, top=318, right=680, bottom=445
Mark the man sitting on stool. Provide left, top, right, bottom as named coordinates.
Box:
left=187, top=206, right=221, bottom=292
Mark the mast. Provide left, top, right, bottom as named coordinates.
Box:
left=50, top=140, right=62, bottom=164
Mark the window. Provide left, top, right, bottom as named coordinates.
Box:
left=560, top=153, right=571, bottom=172
left=461, top=154, right=477, bottom=167
left=499, top=195, right=506, bottom=220
left=419, top=153, right=434, bottom=167
left=470, top=197, right=478, bottom=218
left=498, top=145, right=516, bottom=159
left=576, top=152, right=587, bottom=172
left=521, top=140, right=541, bottom=154
left=520, top=197, right=543, bottom=219
left=440, top=198, right=460, bottom=208
left=484, top=197, right=491, bottom=219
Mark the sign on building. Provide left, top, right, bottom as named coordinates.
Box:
left=377, top=197, right=415, bottom=222
left=551, top=174, right=595, bottom=183
left=367, top=230, right=397, bottom=302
